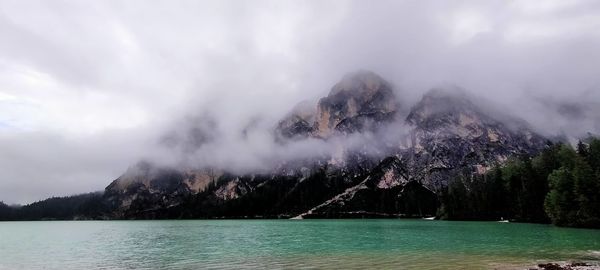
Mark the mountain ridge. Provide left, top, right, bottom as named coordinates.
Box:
left=96, top=71, right=548, bottom=219
left=0, top=71, right=555, bottom=220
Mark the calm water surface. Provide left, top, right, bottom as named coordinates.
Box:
left=1, top=219, right=599, bottom=269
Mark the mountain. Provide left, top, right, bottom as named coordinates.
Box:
left=275, top=100, right=316, bottom=141
left=276, top=71, right=398, bottom=140
left=103, top=162, right=222, bottom=218
left=312, top=71, right=398, bottom=137
left=401, top=88, right=547, bottom=191
left=93, top=71, right=549, bottom=219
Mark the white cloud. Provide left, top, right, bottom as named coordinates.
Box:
left=0, top=0, right=599, bottom=203
left=448, top=8, right=493, bottom=44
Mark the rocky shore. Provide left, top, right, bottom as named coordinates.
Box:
left=532, top=262, right=600, bottom=270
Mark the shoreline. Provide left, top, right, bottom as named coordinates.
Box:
left=531, top=262, right=600, bottom=270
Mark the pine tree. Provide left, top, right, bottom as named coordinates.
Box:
left=587, top=138, right=600, bottom=174
left=502, top=159, right=526, bottom=220
left=577, top=141, right=589, bottom=158
left=572, top=158, right=599, bottom=227
left=544, top=168, right=577, bottom=226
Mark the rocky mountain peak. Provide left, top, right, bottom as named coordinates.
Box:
left=406, top=88, right=486, bottom=130
left=275, top=101, right=316, bottom=141
left=329, top=70, right=389, bottom=97
left=314, top=71, right=398, bottom=137
left=405, top=88, right=544, bottom=144
left=400, top=88, right=548, bottom=191
left=276, top=71, right=399, bottom=140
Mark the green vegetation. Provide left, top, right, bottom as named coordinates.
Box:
left=439, top=138, right=600, bottom=228
left=0, top=192, right=107, bottom=221
left=0, top=201, right=12, bottom=219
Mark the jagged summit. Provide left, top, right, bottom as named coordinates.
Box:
left=406, top=88, right=488, bottom=129
left=328, top=70, right=391, bottom=97
left=406, top=87, right=545, bottom=144
left=276, top=71, right=399, bottom=140
left=315, top=70, right=398, bottom=137
left=400, top=88, right=548, bottom=191
left=275, top=100, right=316, bottom=141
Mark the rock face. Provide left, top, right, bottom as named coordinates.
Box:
left=296, top=156, right=437, bottom=218
left=276, top=70, right=398, bottom=140
left=401, top=88, right=547, bottom=191
left=101, top=71, right=548, bottom=219
left=275, top=101, right=316, bottom=141
left=313, top=71, right=398, bottom=137
left=104, top=161, right=221, bottom=218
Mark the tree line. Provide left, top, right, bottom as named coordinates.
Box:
left=1, top=138, right=599, bottom=229
left=438, top=137, right=600, bottom=228
left=0, top=192, right=107, bottom=221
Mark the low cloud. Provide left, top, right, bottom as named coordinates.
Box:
left=1, top=1, right=599, bottom=203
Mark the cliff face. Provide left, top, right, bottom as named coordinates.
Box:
left=401, top=89, right=547, bottom=191
left=104, top=162, right=222, bottom=218
left=276, top=71, right=398, bottom=140
left=275, top=101, right=316, bottom=141
left=313, top=71, right=398, bottom=138
left=102, top=71, right=548, bottom=219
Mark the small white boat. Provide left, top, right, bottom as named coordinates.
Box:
left=498, top=217, right=509, bottom=223
left=423, top=216, right=435, bottom=220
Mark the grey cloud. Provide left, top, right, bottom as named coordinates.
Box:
left=0, top=130, right=159, bottom=204
left=1, top=0, right=599, bottom=203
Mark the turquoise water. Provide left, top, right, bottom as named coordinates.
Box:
left=0, top=220, right=599, bottom=269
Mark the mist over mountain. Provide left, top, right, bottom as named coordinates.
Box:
left=85, top=71, right=550, bottom=219
left=1, top=1, right=600, bottom=204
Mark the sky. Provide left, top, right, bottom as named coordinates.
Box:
left=1, top=0, right=600, bottom=204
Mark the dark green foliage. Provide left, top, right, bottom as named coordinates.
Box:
left=577, top=141, right=589, bottom=158
left=545, top=140, right=600, bottom=228
left=543, top=141, right=600, bottom=228
left=0, top=192, right=108, bottom=221
left=504, top=154, right=553, bottom=223
left=588, top=139, right=600, bottom=171
left=439, top=138, right=600, bottom=228
left=438, top=176, right=468, bottom=220
left=0, top=201, right=14, bottom=220
left=438, top=168, right=510, bottom=221
left=396, top=181, right=438, bottom=217
left=545, top=168, right=577, bottom=226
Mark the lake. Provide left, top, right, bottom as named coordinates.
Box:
left=0, top=219, right=599, bottom=269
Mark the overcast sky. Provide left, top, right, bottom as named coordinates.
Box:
left=1, top=0, right=600, bottom=204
